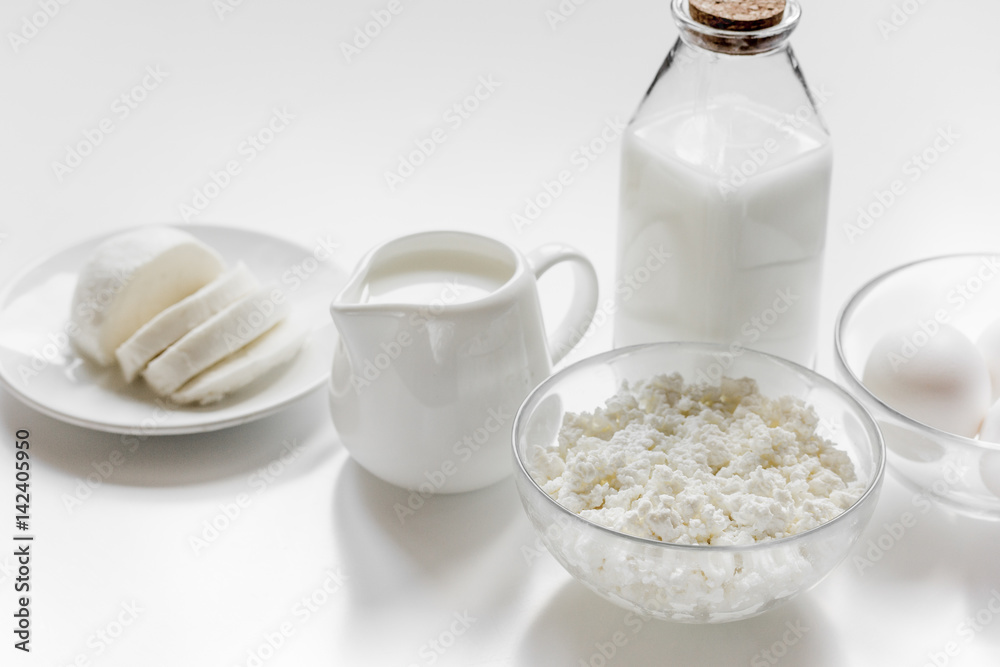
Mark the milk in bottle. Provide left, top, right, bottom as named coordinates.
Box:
left=614, top=0, right=832, bottom=368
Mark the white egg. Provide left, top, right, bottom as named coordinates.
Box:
left=981, top=451, right=1000, bottom=500
left=973, top=400, right=1000, bottom=500
left=976, top=319, right=1000, bottom=402
left=978, top=398, right=1000, bottom=444
left=862, top=323, right=991, bottom=437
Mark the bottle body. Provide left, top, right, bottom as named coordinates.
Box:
left=613, top=1, right=831, bottom=368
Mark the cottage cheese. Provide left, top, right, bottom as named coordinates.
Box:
left=529, top=374, right=865, bottom=546
left=524, top=373, right=869, bottom=621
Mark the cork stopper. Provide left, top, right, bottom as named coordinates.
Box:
left=689, top=0, right=786, bottom=31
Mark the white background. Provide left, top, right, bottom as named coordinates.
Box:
left=2, top=0, right=1000, bottom=665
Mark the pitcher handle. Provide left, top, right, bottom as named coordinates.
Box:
left=525, top=244, right=599, bottom=365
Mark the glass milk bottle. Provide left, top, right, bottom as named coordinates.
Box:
left=614, top=0, right=831, bottom=368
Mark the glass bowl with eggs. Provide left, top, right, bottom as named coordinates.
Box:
left=512, top=342, right=885, bottom=623
left=835, top=253, right=1000, bottom=520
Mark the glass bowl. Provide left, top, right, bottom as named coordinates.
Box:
left=835, top=253, right=1000, bottom=521
left=512, top=342, right=885, bottom=623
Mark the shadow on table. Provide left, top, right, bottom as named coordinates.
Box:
left=332, top=456, right=531, bottom=608
left=516, top=579, right=845, bottom=667
left=847, top=476, right=1000, bottom=647
left=0, top=387, right=333, bottom=487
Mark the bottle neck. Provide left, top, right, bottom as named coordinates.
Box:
left=671, top=0, right=800, bottom=56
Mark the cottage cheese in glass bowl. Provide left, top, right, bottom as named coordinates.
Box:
left=512, top=343, right=884, bottom=623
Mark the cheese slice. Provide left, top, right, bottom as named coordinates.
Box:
left=71, top=226, right=226, bottom=366
left=170, top=314, right=309, bottom=405
left=115, top=262, right=259, bottom=382
left=142, top=285, right=289, bottom=396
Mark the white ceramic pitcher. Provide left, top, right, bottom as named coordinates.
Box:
left=328, top=231, right=598, bottom=493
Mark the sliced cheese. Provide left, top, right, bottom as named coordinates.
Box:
left=115, top=262, right=258, bottom=382
left=71, top=226, right=226, bottom=366
left=171, top=314, right=309, bottom=405
left=142, top=285, right=289, bottom=396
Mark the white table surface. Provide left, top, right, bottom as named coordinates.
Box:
left=2, top=0, right=999, bottom=665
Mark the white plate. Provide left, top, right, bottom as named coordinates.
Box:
left=0, top=224, right=346, bottom=435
